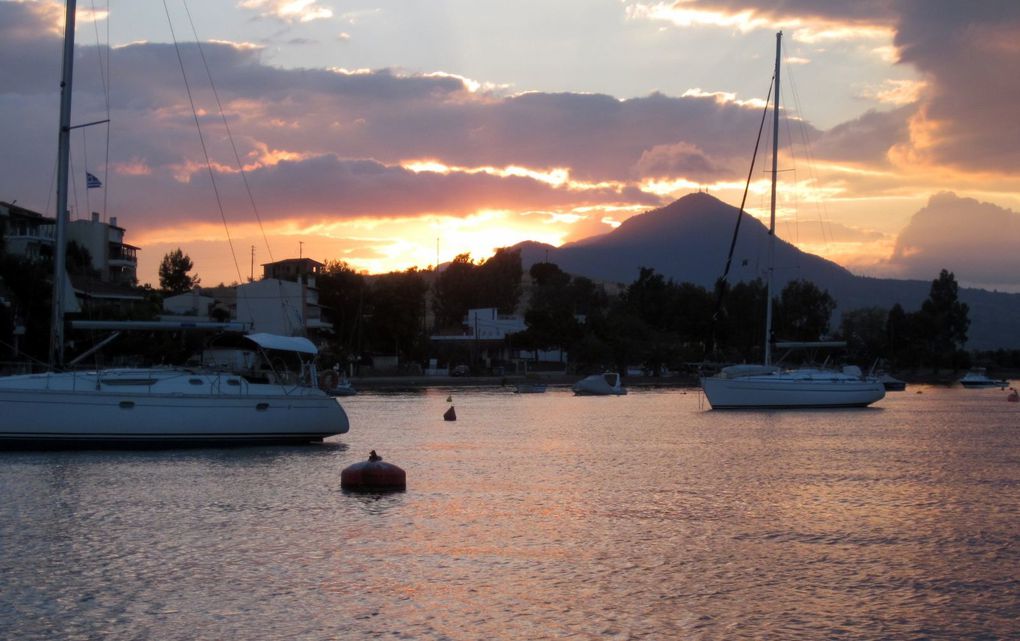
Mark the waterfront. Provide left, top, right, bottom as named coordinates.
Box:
left=1, top=386, right=1018, bottom=640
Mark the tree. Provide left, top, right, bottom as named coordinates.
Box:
left=364, top=268, right=429, bottom=361
left=476, top=247, right=523, bottom=314
left=158, top=248, right=200, bottom=295
left=433, top=253, right=479, bottom=328
left=839, top=307, right=889, bottom=364
left=918, top=269, right=970, bottom=368
left=317, top=260, right=366, bottom=356
left=774, top=279, right=836, bottom=341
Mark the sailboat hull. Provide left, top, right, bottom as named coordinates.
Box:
left=0, top=370, right=349, bottom=448
left=701, top=374, right=886, bottom=409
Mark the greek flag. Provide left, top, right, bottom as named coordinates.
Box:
left=86, top=172, right=102, bottom=189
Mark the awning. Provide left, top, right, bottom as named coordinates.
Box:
left=244, top=333, right=318, bottom=355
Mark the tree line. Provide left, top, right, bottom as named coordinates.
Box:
left=0, top=237, right=985, bottom=374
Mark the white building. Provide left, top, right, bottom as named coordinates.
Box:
left=161, top=259, right=329, bottom=337
left=235, top=278, right=329, bottom=336
left=66, top=212, right=138, bottom=285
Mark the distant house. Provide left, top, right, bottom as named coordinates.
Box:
left=430, top=307, right=565, bottom=372
left=66, top=212, right=139, bottom=285
left=0, top=201, right=54, bottom=261
left=262, top=257, right=322, bottom=284
left=160, top=258, right=329, bottom=336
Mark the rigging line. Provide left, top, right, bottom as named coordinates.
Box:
left=177, top=0, right=287, bottom=332
left=716, top=77, right=774, bottom=292
left=95, top=0, right=112, bottom=219
left=784, top=53, right=832, bottom=251
left=83, top=130, right=91, bottom=216
left=180, top=0, right=276, bottom=266
left=160, top=0, right=246, bottom=290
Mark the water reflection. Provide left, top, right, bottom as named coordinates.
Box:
left=2, top=387, right=1018, bottom=640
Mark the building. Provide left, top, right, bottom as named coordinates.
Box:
left=66, top=212, right=138, bottom=285
left=161, top=258, right=329, bottom=337
left=262, top=257, right=322, bottom=284
left=0, top=201, right=54, bottom=261
left=235, top=278, right=329, bottom=336
left=429, top=308, right=565, bottom=373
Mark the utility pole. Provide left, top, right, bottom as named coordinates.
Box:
left=249, top=245, right=254, bottom=282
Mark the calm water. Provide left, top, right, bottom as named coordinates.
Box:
left=2, top=385, right=1018, bottom=640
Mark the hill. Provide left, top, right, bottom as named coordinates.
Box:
left=511, top=193, right=1020, bottom=350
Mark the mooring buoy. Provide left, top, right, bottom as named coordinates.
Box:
left=341, top=450, right=406, bottom=492
left=444, top=406, right=457, bottom=421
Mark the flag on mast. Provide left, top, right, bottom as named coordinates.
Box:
left=86, top=172, right=102, bottom=189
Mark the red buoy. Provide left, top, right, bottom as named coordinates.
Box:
left=1008, top=388, right=1019, bottom=403
left=444, top=406, right=457, bottom=421
left=341, top=450, right=406, bottom=492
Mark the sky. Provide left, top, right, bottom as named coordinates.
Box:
left=2, top=0, right=1020, bottom=291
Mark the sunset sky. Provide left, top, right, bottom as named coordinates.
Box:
left=1, top=0, right=1019, bottom=290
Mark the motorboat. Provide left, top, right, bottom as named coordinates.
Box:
left=699, top=33, right=884, bottom=410
left=958, top=369, right=1008, bottom=389
left=0, top=2, right=348, bottom=448
left=877, top=373, right=907, bottom=392
left=573, top=373, right=627, bottom=396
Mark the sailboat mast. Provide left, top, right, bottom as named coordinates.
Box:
left=764, top=31, right=781, bottom=366
left=49, top=0, right=77, bottom=369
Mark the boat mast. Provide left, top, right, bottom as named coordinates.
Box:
left=764, top=31, right=781, bottom=367
left=50, top=0, right=77, bottom=369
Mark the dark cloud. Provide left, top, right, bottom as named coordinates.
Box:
left=885, top=192, right=1020, bottom=288
left=813, top=107, right=911, bottom=164
left=103, top=154, right=654, bottom=228
left=0, top=4, right=776, bottom=231
left=679, top=1, right=1020, bottom=174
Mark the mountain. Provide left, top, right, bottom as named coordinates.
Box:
left=510, top=193, right=1020, bottom=350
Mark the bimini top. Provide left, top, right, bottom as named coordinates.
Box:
left=245, top=333, right=318, bottom=355
left=207, top=332, right=318, bottom=355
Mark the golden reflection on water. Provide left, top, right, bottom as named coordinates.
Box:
left=1, top=385, right=1018, bottom=639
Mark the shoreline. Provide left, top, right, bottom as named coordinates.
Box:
left=346, top=368, right=1020, bottom=390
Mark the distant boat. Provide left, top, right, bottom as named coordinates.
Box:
left=877, top=373, right=907, bottom=392
left=699, top=32, right=885, bottom=410
left=958, top=369, right=1008, bottom=389
left=321, top=370, right=357, bottom=396
left=514, top=383, right=547, bottom=394
left=573, top=373, right=627, bottom=396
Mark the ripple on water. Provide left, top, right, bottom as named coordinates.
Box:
left=1, top=387, right=1019, bottom=639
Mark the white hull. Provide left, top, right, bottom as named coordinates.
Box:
left=0, top=369, right=349, bottom=447
left=701, top=370, right=886, bottom=409
left=572, top=373, right=627, bottom=396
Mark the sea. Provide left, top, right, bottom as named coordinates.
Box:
left=1, top=385, right=1018, bottom=640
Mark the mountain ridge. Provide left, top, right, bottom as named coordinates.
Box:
left=510, top=193, right=1020, bottom=350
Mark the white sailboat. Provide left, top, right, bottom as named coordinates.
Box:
left=700, top=33, right=885, bottom=410
left=0, top=1, right=349, bottom=447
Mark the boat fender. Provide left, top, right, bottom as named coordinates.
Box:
left=341, top=450, right=406, bottom=492
left=444, top=406, right=457, bottom=421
